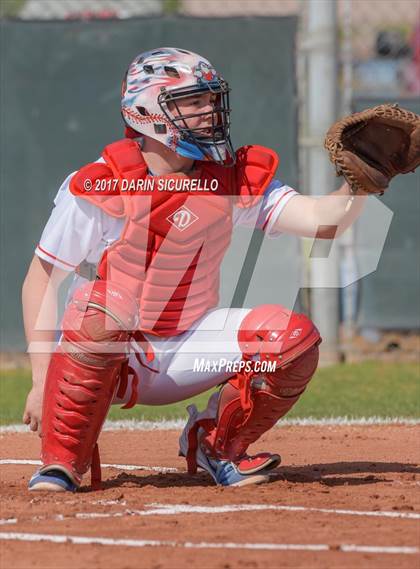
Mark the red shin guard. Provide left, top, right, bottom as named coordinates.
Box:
left=40, top=280, right=139, bottom=488
left=40, top=349, right=125, bottom=487
left=201, top=345, right=320, bottom=461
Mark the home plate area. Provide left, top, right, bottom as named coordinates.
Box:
left=1, top=422, right=419, bottom=569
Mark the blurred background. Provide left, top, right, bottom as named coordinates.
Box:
left=0, top=0, right=419, bottom=385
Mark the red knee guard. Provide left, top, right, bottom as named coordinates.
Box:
left=188, top=305, right=321, bottom=468
left=40, top=280, right=140, bottom=488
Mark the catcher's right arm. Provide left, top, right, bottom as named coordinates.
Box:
left=324, top=104, right=420, bottom=195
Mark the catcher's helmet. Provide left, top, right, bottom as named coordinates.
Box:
left=121, top=47, right=234, bottom=165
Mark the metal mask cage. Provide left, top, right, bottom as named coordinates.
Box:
left=157, top=80, right=235, bottom=165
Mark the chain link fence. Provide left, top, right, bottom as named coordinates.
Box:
left=340, top=0, right=419, bottom=98
left=183, top=0, right=419, bottom=98
left=2, top=0, right=418, bottom=97
left=1, top=0, right=164, bottom=19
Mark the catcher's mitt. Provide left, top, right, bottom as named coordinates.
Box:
left=324, top=104, right=420, bottom=195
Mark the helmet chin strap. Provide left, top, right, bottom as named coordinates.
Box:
left=175, top=138, right=208, bottom=160
left=124, top=124, right=230, bottom=164
left=176, top=137, right=229, bottom=163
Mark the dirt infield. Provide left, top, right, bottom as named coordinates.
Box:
left=1, top=424, right=419, bottom=569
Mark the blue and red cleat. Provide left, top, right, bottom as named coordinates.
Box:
left=179, top=404, right=280, bottom=487
left=29, top=468, right=78, bottom=492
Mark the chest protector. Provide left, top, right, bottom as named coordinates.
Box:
left=70, top=140, right=278, bottom=337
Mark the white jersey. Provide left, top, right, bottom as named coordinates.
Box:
left=35, top=166, right=298, bottom=275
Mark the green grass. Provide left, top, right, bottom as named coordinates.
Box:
left=0, top=0, right=26, bottom=18
left=1, top=361, right=419, bottom=426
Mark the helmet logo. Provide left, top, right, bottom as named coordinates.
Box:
left=193, top=61, right=217, bottom=84
left=289, top=328, right=303, bottom=339
left=167, top=205, right=198, bottom=232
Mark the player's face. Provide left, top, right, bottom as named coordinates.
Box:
left=168, top=92, right=218, bottom=136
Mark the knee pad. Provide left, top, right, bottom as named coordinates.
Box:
left=237, top=304, right=320, bottom=368
left=62, top=280, right=139, bottom=354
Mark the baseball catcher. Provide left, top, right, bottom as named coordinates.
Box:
left=22, top=47, right=419, bottom=491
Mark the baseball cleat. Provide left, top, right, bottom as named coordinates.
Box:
left=197, top=454, right=271, bottom=487
left=179, top=405, right=278, bottom=487
left=29, top=469, right=78, bottom=492
left=235, top=452, right=281, bottom=475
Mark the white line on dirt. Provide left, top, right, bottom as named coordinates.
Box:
left=69, top=504, right=420, bottom=521
left=1, top=502, right=419, bottom=525
left=0, top=459, right=178, bottom=473
left=0, top=532, right=418, bottom=555
left=91, top=499, right=127, bottom=506
left=142, top=503, right=420, bottom=520
left=1, top=416, right=419, bottom=433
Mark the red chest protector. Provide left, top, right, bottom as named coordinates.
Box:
left=70, top=140, right=278, bottom=337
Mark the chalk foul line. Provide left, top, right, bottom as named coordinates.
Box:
left=1, top=500, right=419, bottom=525
left=0, top=458, right=178, bottom=473
left=1, top=417, right=419, bottom=433
left=142, top=502, right=420, bottom=520
left=0, top=532, right=417, bottom=555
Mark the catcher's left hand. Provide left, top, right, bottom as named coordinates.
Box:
left=324, top=104, right=420, bottom=195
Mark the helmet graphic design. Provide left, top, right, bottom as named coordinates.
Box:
left=121, top=47, right=234, bottom=164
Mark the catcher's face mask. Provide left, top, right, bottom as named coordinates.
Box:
left=121, top=47, right=235, bottom=166
left=158, top=80, right=234, bottom=165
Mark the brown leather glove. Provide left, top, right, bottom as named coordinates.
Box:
left=324, top=104, right=420, bottom=194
